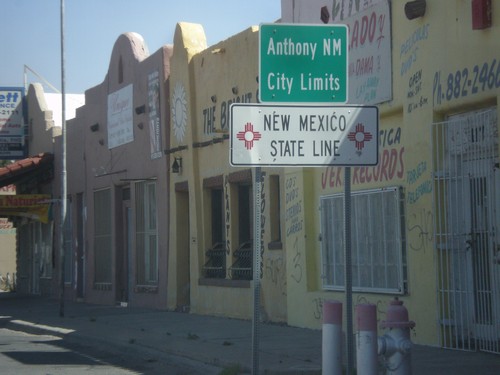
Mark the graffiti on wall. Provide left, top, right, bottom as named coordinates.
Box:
left=312, top=297, right=324, bottom=320
left=321, top=127, right=404, bottom=189
left=265, top=256, right=287, bottom=296
left=408, top=208, right=433, bottom=253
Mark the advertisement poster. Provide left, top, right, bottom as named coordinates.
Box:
left=0, top=87, right=26, bottom=159
left=280, top=0, right=392, bottom=105
left=148, top=71, right=162, bottom=159
left=0, top=194, right=51, bottom=224
left=107, top=84, right=134, bottom=149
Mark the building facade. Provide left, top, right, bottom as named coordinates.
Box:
left=4, top=0, right=499, bottom=354
left=165, top=0, right=500, bottom=353
left=167, top=23, right=288, bottom=320
left=65, top=33, right=173, bottom=307
left=281, top=0, right=499, bottom=352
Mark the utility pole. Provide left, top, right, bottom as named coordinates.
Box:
left=59, top=0, right=67, bottom=318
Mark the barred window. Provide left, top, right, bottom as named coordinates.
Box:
left=203, top=187, right=226, bottom=279
left=320, top=187, right=406, bottom=294
left=94, top=189, right=112, bottom=283
left=136, top=181, right=158, bottom=285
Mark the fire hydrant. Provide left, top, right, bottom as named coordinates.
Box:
left=378, top=298, right=415, bottom=375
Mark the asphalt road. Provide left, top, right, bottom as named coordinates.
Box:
left=0, top=327, right=223, bottom=375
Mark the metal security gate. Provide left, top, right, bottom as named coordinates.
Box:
left=433, top=107, right=500, bottom=353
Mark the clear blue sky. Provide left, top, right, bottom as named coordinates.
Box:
left=1, top=1, right=281, bottom=93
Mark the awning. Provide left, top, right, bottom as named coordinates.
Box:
left=0, top=194, right=52, bottom=223
left=0, top=153, right=54, bottom=189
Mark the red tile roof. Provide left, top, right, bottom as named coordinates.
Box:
left=0, top=153, right=54, bottom=188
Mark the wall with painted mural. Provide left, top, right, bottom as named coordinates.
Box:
left=164, top=0, right=500, bottom=349
left=280, top=0, right=500, bottom=349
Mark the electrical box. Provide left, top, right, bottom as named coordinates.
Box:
left=472, top=0, right=492, bottom=30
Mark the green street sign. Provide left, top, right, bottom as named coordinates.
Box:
left=259, top=23, right=348, bottom=103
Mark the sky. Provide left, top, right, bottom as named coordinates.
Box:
left=2, top=0, right=282, bottom=94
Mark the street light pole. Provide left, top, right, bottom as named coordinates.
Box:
left=59, top=0, right=67, bottom=318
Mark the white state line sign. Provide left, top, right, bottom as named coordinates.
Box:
left=230, top=104, right=378, bottom=167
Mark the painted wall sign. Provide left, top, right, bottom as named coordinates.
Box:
left=320, top=126, right=404, bottom=189
left=107, top=84, right=133, bottom=149
left=0, top=87, right=26, bottom=159
left=148, top=71, right=162, bottom=159
left=433, top=58, right=500, bottom=106
left=259, top=23, right=348, bottom=103
left=201, top=90, right=254, bottom=135
left=230, top=104, right=378, bottom=166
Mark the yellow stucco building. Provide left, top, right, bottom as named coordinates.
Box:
left=5, top=0, right=498, bottom=355
left=166, top=0, right=500, bottom=352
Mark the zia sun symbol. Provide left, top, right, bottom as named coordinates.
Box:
left=172, top=82, right=187, bottom=143
left=236, top=122, right=262, bottom=150
left=347, top=123, right=373, bottom=151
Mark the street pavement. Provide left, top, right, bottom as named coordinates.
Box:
left=0, top=327, right=140, bottom=374
left=0, top=292, right=499, bottom=374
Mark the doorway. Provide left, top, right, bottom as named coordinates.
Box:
left=176, top=188, right=190, bottom=311
left=116, top=187, right=131, bottom=305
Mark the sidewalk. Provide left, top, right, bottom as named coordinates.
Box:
left=1, top=293, right=499, bottom=374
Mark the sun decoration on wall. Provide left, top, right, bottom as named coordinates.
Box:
left=172, top=82, right=187, bottom=143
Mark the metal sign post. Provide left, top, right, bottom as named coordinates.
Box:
left=252, top=166, right=262, bottom=375
left=59, top=0, right=67, bottom=318
left=230, top=103, right=378, bottom=375
left=344, top=167, right=353, bottom=375
left=240, top=23, right=376, bottom=375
